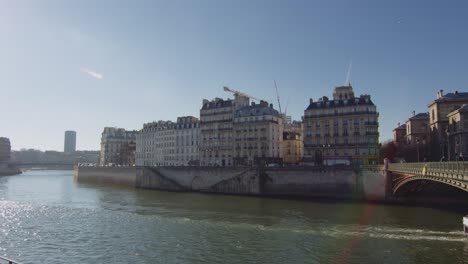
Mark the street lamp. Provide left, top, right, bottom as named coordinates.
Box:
left=446, top=128, right=451, bottom=161
left=416, top=137, right=420, bottom=162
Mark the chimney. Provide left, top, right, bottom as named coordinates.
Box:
left=397, top=122, right=400, bottom=127
left=455, top=90, right=459, bottom=95
left=437, top=89, right=444, bottom=99
left=270, top=103, right=273, bottom=108
left=412, top=111, right=416, bottom=117
left=310, top=98, right=313, bottom=104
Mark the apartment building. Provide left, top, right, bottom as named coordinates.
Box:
left=303, top=85, right=379, bottom=165
left=99, top=127, right=137, bottom=165
left=233, top=101, right=283, bottom=166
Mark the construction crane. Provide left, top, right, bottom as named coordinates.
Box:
left=223, top=86, right=261, bottom=101
left=284, top=96, right=290, bottom=116
left=274, top=80, right=282, bottom=114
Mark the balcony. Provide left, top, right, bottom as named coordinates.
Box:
left=365, top=121, right=379, bottom=126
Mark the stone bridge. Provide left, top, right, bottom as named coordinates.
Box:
left=387, top=161, right=468, bottom=194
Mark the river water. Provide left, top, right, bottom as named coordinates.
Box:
left=0, top=170, right=467, bottom=263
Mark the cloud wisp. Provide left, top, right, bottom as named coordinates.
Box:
left=80, top=67, right=103, bottom=80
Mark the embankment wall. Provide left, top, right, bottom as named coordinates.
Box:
left=74, top=166, right=137, bottom=186
left=74, top=166, right=387, bottom=200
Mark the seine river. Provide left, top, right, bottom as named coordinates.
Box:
left=0, top=170, right=467, bottom=263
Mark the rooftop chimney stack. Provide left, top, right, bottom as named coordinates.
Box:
left=398, top=122, right=400, bottom=127
left=412, top=111, right=416, bottom=117
left=437, top=89, right=444, bottom=99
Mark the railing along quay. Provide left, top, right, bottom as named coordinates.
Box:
left=0, top=256, right=21, bottom=264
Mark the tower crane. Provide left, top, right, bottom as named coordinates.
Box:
left=223, top=86, right=261, bottom=101
left=274, top=80, right=282, bottom=114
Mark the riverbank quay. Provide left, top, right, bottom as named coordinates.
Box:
left=74, top=165, right=387, bottom=201
left=0, top=164, right=21, bottom=176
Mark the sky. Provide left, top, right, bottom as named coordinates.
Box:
left=1, top=0, right=468, bottom=151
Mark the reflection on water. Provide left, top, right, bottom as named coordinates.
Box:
left=0, top=170, right=466, bottom=263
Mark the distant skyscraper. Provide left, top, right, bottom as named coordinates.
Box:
left=64, top=131, right=76, bottom=153
left=0, top=137, right=11, bottom=164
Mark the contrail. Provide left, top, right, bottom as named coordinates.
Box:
left=345, top=60, right=352, bottom=85
left=80, top=67, right=103, bottom=79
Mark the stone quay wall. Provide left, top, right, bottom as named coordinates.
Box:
left=74, top=166, right=137, bottom=186
left=74, top=165, right=387, bottom=201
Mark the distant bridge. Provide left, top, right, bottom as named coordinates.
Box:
left=13, top=163, right=75, bottom=168
left=387, top=162, right=468, bottom=194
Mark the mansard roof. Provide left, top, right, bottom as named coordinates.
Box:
left=235, top=104, right=281, bottom=118
left=440, top=92, right=468, bottom=100
left=305, top=96, right=375, bottom=111
left=393, top=123, right=406, bottom=130
left=201, top=98, right=233, bottom=110
left=409, top=112, right=429, bottom=120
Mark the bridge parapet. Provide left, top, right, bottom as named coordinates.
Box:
left=388, top=162, right=468, bottom=193
left=389, top=162, right=468, bottom=177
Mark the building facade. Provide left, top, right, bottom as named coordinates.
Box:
left=303, top=85, right=379, bottom=165
left=175, top=116, right=200, bottom=166
left=405, top=112, right=430, bottom=145
left=283, top=121, right=303, bottom=164
left=428, top=90, right=468, bottom=159
left=136, top=117, right=200, bottom=166
left=283, top=131, right=302, bottom=164
left=0, top=137, right=11, bottom=164
left=64, top=130, right=76, bottom=154
left=393, top=123, right=406, bottom=146
left=232, top=101, right=283, bottom=166
left=199, top=95, right=249, bottom=166
left=99, top=127, right=137, bottom=165
left=136, top=121, right=175, bottom=166
left=447, top=104, right=468, bottom=160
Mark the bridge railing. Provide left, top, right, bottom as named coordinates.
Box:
left=388, top=162, right=468, bottom=179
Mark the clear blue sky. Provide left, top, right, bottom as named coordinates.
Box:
left=1, top=0, right=468, bottom=151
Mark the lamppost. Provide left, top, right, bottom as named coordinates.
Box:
left=416, top=137, right=420, bottom=162
left=446, top=128, right=451, bottom=161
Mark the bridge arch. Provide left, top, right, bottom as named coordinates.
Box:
left=393, top=175, right=468, bottom=194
